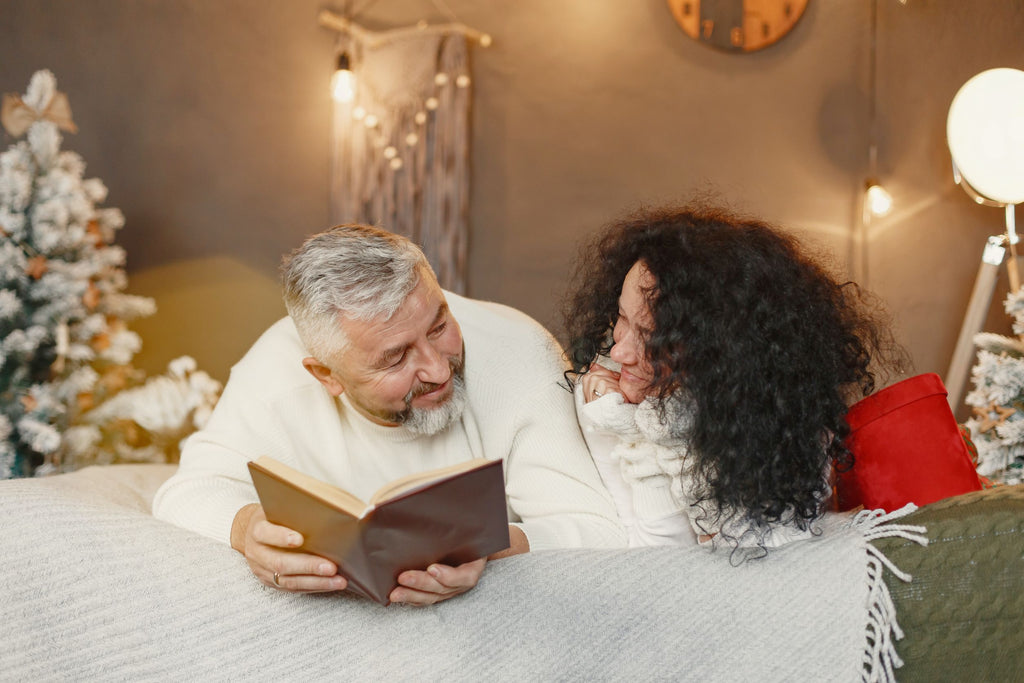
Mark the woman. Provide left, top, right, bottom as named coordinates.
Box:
left=564, top=205, right=905, bottom=554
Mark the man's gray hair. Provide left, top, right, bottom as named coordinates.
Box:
left=281, top=224, right=432, bottom=364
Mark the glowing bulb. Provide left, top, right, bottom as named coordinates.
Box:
left=455, top=74, right=471, bottom=88
left=414, top=111, right=427, bottom=125
left=425, top=97, right=439, bottom=110
left=405, top=132, right=419, bottom=146
left=331, top=53, right=356, bottom=103
left=390, top=157, right=404, bottom=170
left=866, top=183, right=893, bottom=216
left=434, top=73, right=449, bottom=86
left=383, top=146, right=398, bottom=159
left=332, top=70, right=355, bottom=102
left=352, top=106, right=366, bottom=120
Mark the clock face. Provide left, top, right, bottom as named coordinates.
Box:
left=667, top=0, right=810, bottom=52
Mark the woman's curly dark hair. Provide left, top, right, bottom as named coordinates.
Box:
left=564, top=204, right=907, bottom=536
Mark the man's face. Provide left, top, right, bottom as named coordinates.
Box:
left=311, top=274, right=466, bottom=432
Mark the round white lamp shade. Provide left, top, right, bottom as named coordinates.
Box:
left=947, top=67, right=1024, bottom=205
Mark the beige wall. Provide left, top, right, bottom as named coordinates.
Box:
left=2, top=1, right=1023, bottom=413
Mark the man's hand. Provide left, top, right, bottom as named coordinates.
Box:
left=389, top=526, right=529, bottom=605
left=231, top=503, right=348, bottom=593
left=389, top=557, right=487, bottom=606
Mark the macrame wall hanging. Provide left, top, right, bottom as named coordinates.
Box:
left=319, top=9, right=491, bottom=294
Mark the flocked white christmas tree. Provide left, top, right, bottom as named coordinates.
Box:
left=0, top=70, right=220, bottom=478
left=964, top=287, right=1024, bottom=485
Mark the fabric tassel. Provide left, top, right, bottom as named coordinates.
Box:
left=849, top=504, right=929, bottom=683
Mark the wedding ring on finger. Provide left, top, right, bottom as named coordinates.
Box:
left=273, top=571, right=281, bottom=587
left=593, top=390, right=603, bottom=399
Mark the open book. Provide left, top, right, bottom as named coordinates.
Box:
left=247, top=456, right=510, bottom=605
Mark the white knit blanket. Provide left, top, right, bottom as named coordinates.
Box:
left=0, top=465, right=926, bottom=682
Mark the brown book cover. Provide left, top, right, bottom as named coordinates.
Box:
left=247, top=456, right=510, bottom=605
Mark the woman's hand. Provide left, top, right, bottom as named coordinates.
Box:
left=581, top=362, right=623, bottom=403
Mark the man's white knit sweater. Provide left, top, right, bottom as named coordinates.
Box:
left=153, top=292, right=626, bottom=552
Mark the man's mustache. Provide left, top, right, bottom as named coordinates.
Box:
left=405, top=355, right=465, bottom=402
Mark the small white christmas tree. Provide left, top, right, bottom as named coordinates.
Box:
left=0, top=70, right=219, bottom=477
left=964, top=287, right=1024, bottom=485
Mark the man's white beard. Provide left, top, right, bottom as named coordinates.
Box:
left=401, top=371, right=467, bottom=436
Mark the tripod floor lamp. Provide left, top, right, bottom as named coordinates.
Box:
left=945, top=67, right=1024, bottom=410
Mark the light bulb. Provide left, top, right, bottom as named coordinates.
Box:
left=331, top=52, right=356, bottom=103
left=865, top=183, right=893, bottom=217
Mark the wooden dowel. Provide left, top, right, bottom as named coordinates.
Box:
left=317, top=9, right=492, bottom=47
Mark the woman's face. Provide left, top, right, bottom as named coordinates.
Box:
left=609, top=260, right=656, bottom=403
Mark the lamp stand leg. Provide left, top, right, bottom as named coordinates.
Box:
left=1006, top=204, right=1020, bottom=293
left=945, top=236, right=1007, bottom=411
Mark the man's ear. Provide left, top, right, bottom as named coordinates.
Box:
left=302, top=357, right=346, bottom=396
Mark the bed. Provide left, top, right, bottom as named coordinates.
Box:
left=1, top=464, right=1021, bottom=681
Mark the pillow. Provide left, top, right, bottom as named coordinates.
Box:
left=835, top=372, right=982, bottom=511
left=871, top=484, right=1024, bottom=679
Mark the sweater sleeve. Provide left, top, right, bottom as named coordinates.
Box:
left=459, top=298, right=627, bottom=551
left=152, top=319, right=317, bottom=545
left=576, top=388, right=697, bottom=547
left=502, top=366, right=628, bottom=550
left=618, top=463, right=697, bottom=548
left=151, top=375, right=275, bottom=545
left=574, top=385, right=637, bottom=532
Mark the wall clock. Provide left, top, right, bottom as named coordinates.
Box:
left=666, top=0, right=810, bottom=53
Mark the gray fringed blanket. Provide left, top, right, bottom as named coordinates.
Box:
left=0, top=465, right=925, bottom=682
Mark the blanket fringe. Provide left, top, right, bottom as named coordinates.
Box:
left=849, top=504, right=929, bottom=683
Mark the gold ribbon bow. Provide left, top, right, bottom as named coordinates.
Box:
left=1, top=91, right=78, bottom=137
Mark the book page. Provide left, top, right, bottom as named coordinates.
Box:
left=251, top=456, right=369, bottom=517
left=368, top=458, right=494, bottom=505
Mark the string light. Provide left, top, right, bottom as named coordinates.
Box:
left=333, top=39, right=471, bottom=173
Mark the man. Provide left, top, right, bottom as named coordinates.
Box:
left=153, top=224, right=626, bottom=605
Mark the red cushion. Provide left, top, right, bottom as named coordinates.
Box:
left=835, top=373, right=982, bottom=511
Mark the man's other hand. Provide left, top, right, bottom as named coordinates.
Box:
left=389, top=524, right=527, bottom=605
left=230, top=503, right=348, bottom=593
left=389, top=558, right=487, bottom=606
